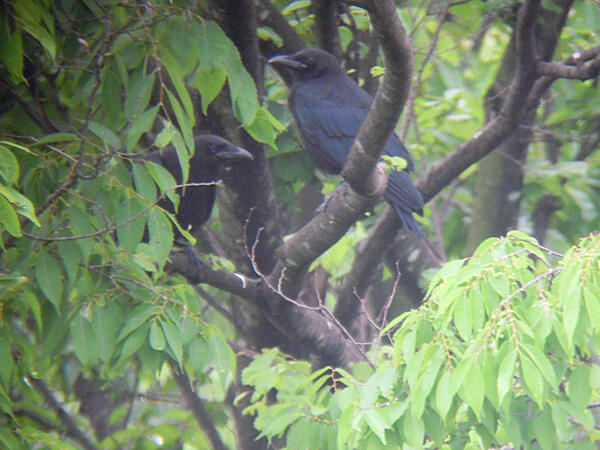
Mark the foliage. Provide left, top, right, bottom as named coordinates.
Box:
left=244, top=233, right=600, bottom=448
left=0, top=0, right=598, bottom=448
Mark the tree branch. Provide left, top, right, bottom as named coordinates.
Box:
left=170, top=362, right=226, bottom=450
left=537, top=51, right=600, bottom=80
left=27, top=375, right=98, bottom=450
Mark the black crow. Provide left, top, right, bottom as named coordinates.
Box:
left=145, top=134, right=253, bottom=235
left=269, top=48, right=424, bottom=233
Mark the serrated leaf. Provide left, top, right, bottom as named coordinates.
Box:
left=0, top=195, right=20, bottom=237
left=145, top=161, right=178, bottom=209
left=194, top=65, right=227, bottom=114
left=92, top=303, right=120, bottom=362
left=463, top=359, right=484, bottom=418
left=125, top=104, right=159, bottom=152
left=56, top=240, right=81, bottom=282
left=149, top=321, right=166, bottom=350
left=119, top=325, right=148, bottom=361
left=453, top=296, right=471, bottom=341
left=88, top=120, right=122, bottom=150
left=0, top=146, right=19, bottom=185
left=435, top=371, right=453, bottom=418
left=497, top=348, right=516, bottom=404
left=165, top=90, right=194, bottom=158
left=116, top=198, right=146, bottom=255
left=567, top=366, right=591, bottom=410
left=521, top=354, right=544, bottom=406
left=117, top=304, right=158, bottom=341
left=244, top=107, right=285, bottom=149
left=0, top=24, right=24, bottom=81
left=147, top=208, right=173, bottom=271
left=71, top=315, right=97, bottom=367
left=35, top=251, right=63, bottom=309
left=403, top=414, right=424, bottom=448
left=520, top=343, right=557, bottom=389
left=160, top=48, right=194, bottom=123
left=161, top=320, right=183, bottom=365
left=365, top=409, right=389, bottom=444
left=209, top=335, right=235, bottom=392
left=124, top=73, right=155, bottom=118
left=0, top=339, right=13, bottom=387
left=0, top=185, right=40, bottom=227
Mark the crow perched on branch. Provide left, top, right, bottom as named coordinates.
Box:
left=269, top=48, right=424, bottom=233
left=145, top=134, right=253, bottom=235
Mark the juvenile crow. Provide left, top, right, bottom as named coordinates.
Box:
left=269, top=48, right=424, bottom=233
left=145, top=134, right=253, bottom=235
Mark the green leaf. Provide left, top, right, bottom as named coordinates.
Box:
left=435, top=370, right=453, bottom=419
left=520, top=354, right=545, bottom=406
left=567, top=366, right=591, bottom=410
left=160, top=48, right=195, bottom=123
left=56, top=240, right=80, bottom=282
left=124, top=73, right=155, bottom=118
left=520, top=343, right=557, bottom=389
left=125, top=104, right=160, bottom=152
left=365, top=409, right=389, bottom=444
left=244, top=107, right=285, bottom=149
left=532, top=409, right=556, bottom=450
left=71, top=315, right=98, bottom=367
left=453, top=296, right=471, bottom=341
left=116, top=198, right=146, bottom=255
left=119, top=324, right=148, bottom=361
left=149, top=321, right=166, bottom=351
left=209, top=335, right=236, bottom=392
left=0, top=195, right=21, bottom=237
left=0, top=185, right=40, bottom=227
left=161, top=320, right=183, bottom=365
left=35, top=132, right=79, bottom=145
left=194, top=65, right=227, bottom=114
left=0, top=23, right=24, bottom=81
left=0, top=146, right=19, bottom=185
left=92, top=303, right=120, bottom=362
left=463, top=359, right=484, bottom=418
left=118, top=304, right=158, bottom=341
left=583, top=284, right=600, bottom=328
left=14, top=0, right=56, bottom=58
left=147, top=208, right=173, bottom=271
left=227, top=56, right=258, bottom=125
left=35, top=251, right=63, bottom=310
left=0, top=339, right=13, bottom=387
left=165, top=89, right=194, bottom=156
left=88, top=120, right=122, bottom=150
left=402, top=414, right=424, bottom=448
left=497, top=347, right=517, bottom=404
left=145, top=161, right=179, bottom=209
left=131, top=163, right=157, bottom=202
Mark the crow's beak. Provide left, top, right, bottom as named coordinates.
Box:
left=268, top=54, right=306, bottom=70
left=216, top=146, right=254, bottom=162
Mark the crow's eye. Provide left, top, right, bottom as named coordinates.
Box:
left=208, top=144, right=218, bottom=155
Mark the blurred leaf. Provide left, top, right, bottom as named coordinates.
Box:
left=34, top=251, right=63, bottom=310
left=149, top=321, right=166, bottom=351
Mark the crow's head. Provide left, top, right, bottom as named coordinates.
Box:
left=196, top=135, right=253, bottom=164
left=269, top=48, right=342, bottom=81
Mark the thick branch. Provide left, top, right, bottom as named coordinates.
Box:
left=168, top=252, right=361, bottom=367
left=336, top=0, right=544, bottom=321
left=170, top=362, right=226, bottom=450
left=537, top=53, right=600, bottom=80
left=341, top=0, right=414, bottom=194
left=276, top=175, right=386, bottom=274
left=313, top=0, right=343, bottom=58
